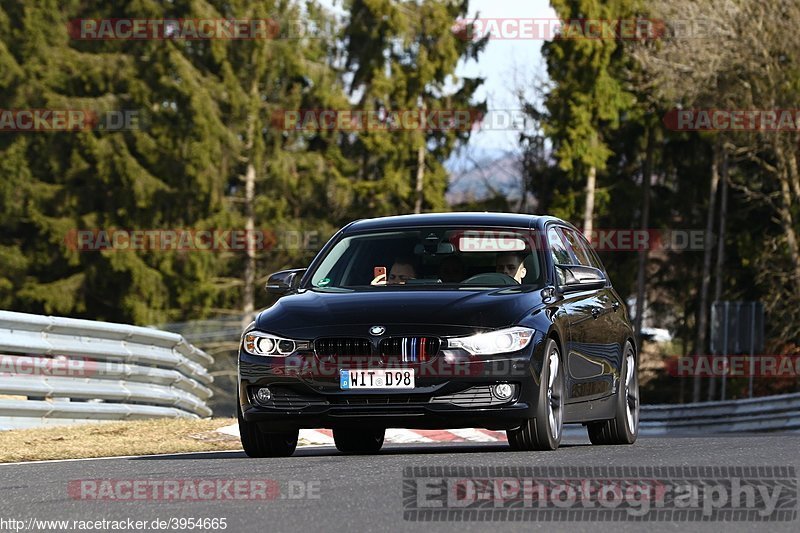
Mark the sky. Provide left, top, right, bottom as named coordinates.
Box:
left=455, top=0, right=556, bottom=161
left=321, top=0, right=557, bottom=167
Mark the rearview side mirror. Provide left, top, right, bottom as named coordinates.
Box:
left=555, top=264, right=606, bottom=292
left=265, top=268, right=307, bottom=296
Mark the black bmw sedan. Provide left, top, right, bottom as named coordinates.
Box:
left=238, top=213, right=639, bottom=456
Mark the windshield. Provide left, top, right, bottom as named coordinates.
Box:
left=307, top=227, right=545, bottom=290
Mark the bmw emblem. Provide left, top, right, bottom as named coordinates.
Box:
left=369, top=325, right=386, bottom=336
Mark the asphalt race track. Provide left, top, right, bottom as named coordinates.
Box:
left=1, top=435, right=798, bottom=533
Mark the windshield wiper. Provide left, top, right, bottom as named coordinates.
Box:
left=310, top=286, right=353, bottom=293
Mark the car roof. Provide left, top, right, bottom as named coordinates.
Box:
left=344, top=212, right=564, bottom=233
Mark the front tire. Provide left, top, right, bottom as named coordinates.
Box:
left=333, top=428, right=385, bottom=454
left=587, top=341, right=639, bottom=445
left=238, top=396, right=299, bottom=457
left=507, top=338, right=564, bottom=451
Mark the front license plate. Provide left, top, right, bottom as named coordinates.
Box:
left=339, top=369, right=415, bottom=390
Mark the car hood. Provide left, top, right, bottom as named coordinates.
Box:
left=255, top=287, right=544, bottom=337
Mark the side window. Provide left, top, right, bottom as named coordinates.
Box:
left=547, top=227, right=572, bottom=284
left=547, top=227, right=572, bottom=266
left=582, top=235, right=607, bottom=272
left=573, top=228, right=606, bottom=272
left=562, top=229, right=595, bottom=268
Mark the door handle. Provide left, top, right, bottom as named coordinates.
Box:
left=592, top=304, right=616, bottom=318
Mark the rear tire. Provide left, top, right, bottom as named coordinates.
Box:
left=333, top=428, right=385, bottom=454
left=507, top=338, right=564, bottom=451
left=587, top=341, right=639, bottom=445
left=238, top=396, right=299, bottom=457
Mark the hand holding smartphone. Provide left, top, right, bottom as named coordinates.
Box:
left=371, top=266, right=387, bottom=285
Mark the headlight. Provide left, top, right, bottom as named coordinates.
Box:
left=446, top=327, right=534, bottom=355
left=242, top=331, right=308, bottom=356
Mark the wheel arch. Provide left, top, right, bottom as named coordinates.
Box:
left=547, top=327, right=565, bottom=357
left=625, top=336, right=638, bottom=361
left=541, top=327, right=566, bottom=386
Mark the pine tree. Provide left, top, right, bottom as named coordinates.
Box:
left=340, top=0, right=487, bottom=216
left=0, top=0, right=238, bottom=324
left=541, top=0, right=637, bottom=235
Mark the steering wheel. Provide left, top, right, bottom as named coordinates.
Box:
left=461, top=272, right=519, bottom=286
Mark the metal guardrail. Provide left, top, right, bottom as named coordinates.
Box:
left=0, top=310, right=214, bottom=430
left=639, top=392, right=800, bottom=434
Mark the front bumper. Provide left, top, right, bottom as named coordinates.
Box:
left=238, top=335, right=547, bottom=432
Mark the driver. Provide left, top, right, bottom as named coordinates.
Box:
left=495, top=252, right=527, bottom=284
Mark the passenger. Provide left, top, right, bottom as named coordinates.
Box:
left=495, top=252, right=527, bottom=284
left=387, top=256, right=417, bottom=285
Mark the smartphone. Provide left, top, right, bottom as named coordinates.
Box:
left=373, top=266, right=387, bottom=279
